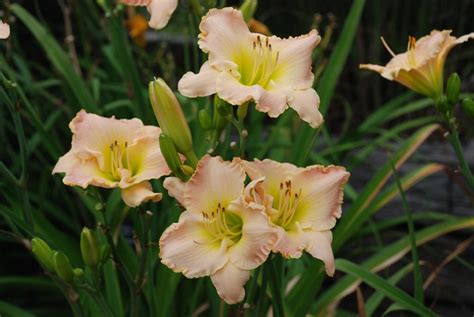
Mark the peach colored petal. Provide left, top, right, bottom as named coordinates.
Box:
left=184, top=155, right=245, bottom=216
left=147, top=0, right=177, bottom=30
left=53, top=149, right=116, bottom=189
left=163, top=177, right=186, bottom=207
left=120, top=0, right=151, bottom=5
left=125, top=131, right=171, bottom=185
left=242, top=159, right=300, bottom=198
left=198, top=7, right=252, bottom=61
left=270, top=29, right=320, bottom=89
left=273, top=224, right=306, bottom=259
left=273, top=225, right=335, bottom=276
left=0, top=21, right=10, bottom=39
left=288, top=88, right=324, bottom=129
left=70, top=110, right=143, bottom=169
left=210, top=262, right=250, bottom=304
left=227, top=198, right=278, bottom=270
left=242, top=177, right=273, bottom=212
left=291, top=165, right=349, bottom=231
left=178, top=62, right=219, bottom=97
left=216, top=72, right=288, bottom=117
left=159, top=211, right=229, bottom=278
left=120, top=181, right=162, bottom=207
left=305, top=230, right=335, bottom=276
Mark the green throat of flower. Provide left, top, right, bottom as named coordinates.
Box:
left=107, top=140, right=133, bottom=181
left=239, top=35, right=280, bottom=88
left=272, top=180, right=302, bottom=231
left=202, top=203, right=243, bottom=245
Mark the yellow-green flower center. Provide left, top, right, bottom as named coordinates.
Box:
left=407, top=36, right=417, bottom=67
left=202, top=203, right=243, bottom=245
left=272, top=179, right=302, bottom=231
left=238, top=35, right=280, bottom=88
left=106, top=140, right=133, bottom=180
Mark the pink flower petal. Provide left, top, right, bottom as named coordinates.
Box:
left=159, top=211, right=229, bottom=278
left=227, top=198, right=278, bottom=270
left=147, top=0, right=178, bottom=30
left=288, top=88, right=324, bottom=128
left=178, top=62, right=219, bottom=97
left=210, top=262, right=250, bottom=304
left=0, top=21, right=10, bottom=39
left=120, top=181, right=162, bottom=207
left=163, top=176, right=186, bottom=207
left=184, top=155, right=245, bottom=217
left=198, top=7, right=252, bottom=61
left=270, top=29, right=321, bottom=90
left=291, top=165, right=349, bottom=231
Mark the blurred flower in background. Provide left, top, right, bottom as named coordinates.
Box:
left=120, top=0, right=177, bottom=30
left=0, top=20, right=10, bottom=39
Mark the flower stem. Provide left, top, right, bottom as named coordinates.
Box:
left=266, top=257, right=285, bottom=317
left=446, top=119, right=474, bottom=191
left=130, top=209, right=151, bottom=317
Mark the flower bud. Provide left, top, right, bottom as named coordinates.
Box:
left=462, top=97, right=474, bottom=119
left=149, top=78, right=193, bottom=155
left=80, top=227, right=99, bottom=267
left=436, top=95, right=449, bottom=115
left=74, top=268, right=84, bottom=278
left=180, top=164, right=195, bottom=176
left=159, top=133, right=182, bottom=176
left=53, top=251, right=74, bottom=283
left=31, top=238, right=55, bottom=271
left=240, top=0, right=258, bottom=22
left=446, top=73, right=461, bottom=105
left=199, top=109, right=213, bottom=130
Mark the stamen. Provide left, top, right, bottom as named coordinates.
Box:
left=380, top=36, right=396, bottom=57
left=407, top=36, right=417, bottom=67
left=273, top=179, right=302, bottom=230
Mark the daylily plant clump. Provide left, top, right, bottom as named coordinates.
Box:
left=49, top=6, right=349, bottom=304
left=17, top=0, right=468, bottom=313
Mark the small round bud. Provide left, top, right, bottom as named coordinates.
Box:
left=446, top=73, right=461, bottom=105
left=180, top=164, right=195, bottom=176
left=462, top=97, right=474, bottom=119
left=31, top=238, right=55, bottom=271
left=53, top=251, right=74, bottom=283
left=80, top=227, right=100, bottom=267
left=159, top=133, right=182, bottom=176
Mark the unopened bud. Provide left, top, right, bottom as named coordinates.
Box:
left=180, top=164, right=195, bottom=176
left=149, top=78, right=193, bottom=154
left=240, top=0, right=258, bottom=22
left=80, top=228, right=99, bottom=267
left=446, top=73, right=461, bottom=105
left=199, top=109, right=213, bottom=130
left=31, top=238, right=55, bottom=271
left=462, top=97, right=474, bottom=119
left=73, top=268, right=84, bottom=278
left=159, top=133, right=182, bottom=176
left=436, top=95, right=449, bottom=115
left=53, top=251, right=74, bottom=282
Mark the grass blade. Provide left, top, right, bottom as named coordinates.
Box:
left=335, top=259, right=437, bottom=317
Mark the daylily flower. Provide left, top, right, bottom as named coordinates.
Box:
left=160, top=156, right=278, bottom=304
left=241, top=159, right=349, bottom=276
left=53, top=110, right=171, bottom=208
left=178, top=8, right=324, bottom=128
left=0, top=20, right=10, bottom=39
left=360, top=30, right=474, bottom=99
left=120, top=0, right=177, bottom=30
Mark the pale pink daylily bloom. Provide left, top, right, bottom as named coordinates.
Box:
left=178, top=8, right=323, bottom=128
left=53, top=110, right=171, bottom=207
left=242, top=159, right=349, bottom=276
left=160, top=156, right=278, bottom=304
left=360, top=30, right=474, bottom=99
left=120, top=0, right=177, bottom=30
left=0, top=20, right=10, bottom=39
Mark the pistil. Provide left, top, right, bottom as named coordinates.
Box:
left=274, top=179, right=301, bottom=230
